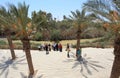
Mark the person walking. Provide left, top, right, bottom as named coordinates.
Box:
left=53, top=42, right=56, bottom=51
left=58, top=43, right=62, bottom=52
left=76, top=48, right=82, bottom=60
left=48, top=43, right=51, bottom=51
left=66, top=43, right=70, bottom=58
left=45, top=44, right=49, bottom=54
left=55, top=43, right=59, bottom=51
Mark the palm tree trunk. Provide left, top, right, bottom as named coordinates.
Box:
left=76, top=26, right=81, bottom=49
left=6, top=31, right=16, bottom=60
left=110, top=35, right=120, bottom=78
left=21, top=38, right=34, bottom=75
left=76, top=28, right=81, bottom=59
left=76, top=32, right=81, bottom=49
left=76, top=26, right=81, bottom=48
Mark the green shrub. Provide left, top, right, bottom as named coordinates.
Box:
left=11, top=36, right=19, bottom=40
left=34, top=32, right=43, bottom=41
left=0, top=40, right=7, bottom=45
left=50, top=30, right=61, bottom=42
left=97, top=42, right=106, bottom=48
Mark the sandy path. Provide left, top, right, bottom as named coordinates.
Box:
left=0, top=48, right=114, bottom=78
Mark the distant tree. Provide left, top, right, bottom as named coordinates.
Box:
left=56, top=19, right=73, bottom=40
left=34, top=32, right=43, bottom=41
left=50, top=30, right=61, bottom=42
left=32, top=10, right=54, bottom=40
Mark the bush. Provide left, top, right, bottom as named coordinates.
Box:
left=50, top=30, right=61, bottom=42
left=34, top=32, right=43, bottom=41
left=11, top=36, right=19, bottom=40
left=0, top=40, right=7, bottom=45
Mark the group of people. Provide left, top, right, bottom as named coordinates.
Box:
left=38, top=42, right=82, bottom=60
left=38, top=42, right=63, bottom=54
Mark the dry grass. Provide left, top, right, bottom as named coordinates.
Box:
left=12, top=38, right=101, bottom=45
left=59, top=38, right=101, bottom=46
left=0, top=38, right=102, bottom=49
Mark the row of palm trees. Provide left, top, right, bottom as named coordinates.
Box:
left=0, top=2, right=35, bottom=76
left=0, top=0, right=120, bottom=77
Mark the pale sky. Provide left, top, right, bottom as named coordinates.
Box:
left=0, top=0, right=87, bottom=20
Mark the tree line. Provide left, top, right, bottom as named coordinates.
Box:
left=0, top=9, right=105, bottom=41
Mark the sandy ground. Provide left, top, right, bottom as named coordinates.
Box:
left=0, top=48, right=114, bottom=78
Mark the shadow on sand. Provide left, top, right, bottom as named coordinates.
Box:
left=0, top=55, right=27, bottom=78
left=20, top=72, right=44, bottom=78
left=64, top=53, right=105, bottom=78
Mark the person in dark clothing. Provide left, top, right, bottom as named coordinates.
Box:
left=48, top=43, right=51, bottom=51
left=66, top=43, right=70, bottom=51
left=45, top=44, right=49, bottom=54
left=58, top=43, right=62, bottom=52
left=55, top=43, right=59, bottom=51
left=67, top=49, right=70, bottom=58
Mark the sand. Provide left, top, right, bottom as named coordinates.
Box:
left=0, top=48, right=114, bottom=78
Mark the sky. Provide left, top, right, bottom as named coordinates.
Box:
left=0, top=0, right=87, bottom=20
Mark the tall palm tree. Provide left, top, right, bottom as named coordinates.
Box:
left=84, top=0, right=120, bottom=78
left=69, top=9, right=85, bottom=49
left=0, top=6, right=16, bottom=60
left=111, top=1, right=120, bottom=77
left=67, top=9, right=93, bottom=59
left=8, top=2, right=34, bottom=75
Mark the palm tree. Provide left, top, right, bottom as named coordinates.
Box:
left=0, top=6, right=16, bottom=60
left=84, top=0, right=120, bottom=78
left=67, top=9, right=92, bottom=59
left=8, top=2, right=34, bottom=75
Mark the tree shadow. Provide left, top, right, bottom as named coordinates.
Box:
left=20, top=70, right=42, bottom=78
left=20, top=72, right=44, bottom=78
left=20, top=72, right=27, bottom=78
left=0, top=55, right=27, bottom=78
left=37, top=75, right=43, bottom=78
left=32, top=74, right=43, bottom=78
left=64, top=53, right=105, bottom=78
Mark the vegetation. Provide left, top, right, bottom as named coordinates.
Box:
left=0, top=0, right=119, bottom=77
left=0, top=37, right=112, bottom=49
left=8, top=2, right=35, bottom=76
left=0, top=40, right=7, bottom=45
